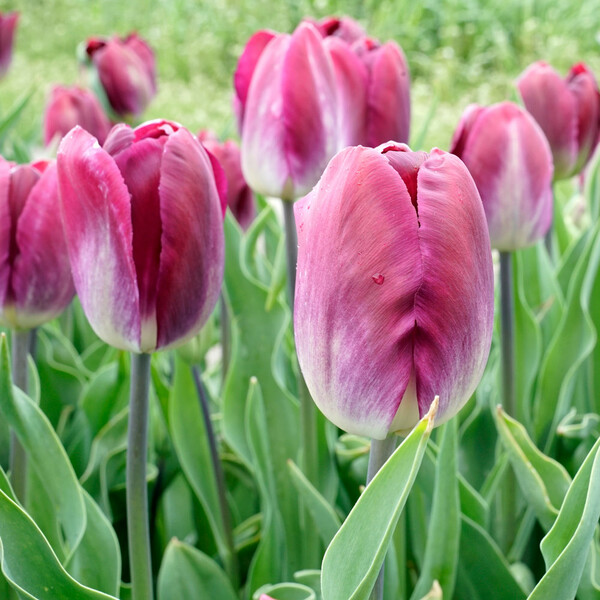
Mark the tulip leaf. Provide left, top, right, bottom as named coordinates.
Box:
left=287, top=459, right=341, bottom=547
left=321, top=400, right=437, bottom=600
left=156, top=538, right=238, bottom=600
left=293, top=570, right=322, bottom=599
left=0, top=334, right=86, bottom=562
left=253, top=582, right=317, bottom=600
left=168, top=356, right=233, bottom=574
left=410, top=418, right=460, bottom=600
left=0, top=489, right=116, bottom=599
left=528, top=436, right=600, bottom=600
left=496, top=407, right=571, bottom=531
left=585, top=147, right=600, bottom=222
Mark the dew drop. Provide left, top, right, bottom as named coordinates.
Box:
left=372, top=273, right=385, bottom=285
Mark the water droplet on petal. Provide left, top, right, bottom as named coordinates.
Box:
left=372, top=273, right=385, bottom=285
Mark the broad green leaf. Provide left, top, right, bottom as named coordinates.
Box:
left=287, top=459, right=341, bottom=547
left=496, top=408, right=571, bottom=530
left=321, top=400, right=437, bottom=600
left=455, top=516, right=527, bottom=600
left=411, top=419, right=459, bottom=600
left=0, top=489, right=116, bottom=599
left=253, top=583, right=317, bottom=600
left=157, top=538, right=238, bottom=600
left=169, top=357, right=233, bottom=575
left=528, top=437, right=600, bottom=599
left=0, top=335, right=86, bottom=561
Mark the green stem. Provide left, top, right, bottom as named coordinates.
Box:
left=499, top=251, right=516, bottom=553
left=544, top=183, right=555, bottom=260
left=126, top=352, right=153, bottom=600
left=367, top=436, right=397, bottom=600
left=192, top=366, right=239, bottom=587
left=220, top=294, right=231, bottom=386
left=282, top=199, right=298, bottom=304
left=10, top=329, right=30, bottom=503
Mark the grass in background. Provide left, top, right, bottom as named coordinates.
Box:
left=1, top=0, right=599, bottom=157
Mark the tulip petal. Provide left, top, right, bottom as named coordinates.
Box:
left=411, top=150, right=494, bottom=421
left=0, top=157, right=11, bottom=309
left=103, top=123, right=135, bottom=157
left=57, top=126, right=140, bottom=351
left=295, top=146, right=421, bottom=439
left=155, top=128, right=224, bottom=350
left=11, top=163, right=74, bottom=328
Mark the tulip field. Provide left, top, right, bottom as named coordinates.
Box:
left=1, top=1, right=600, bottom=600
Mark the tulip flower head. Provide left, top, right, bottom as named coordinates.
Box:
left=294, top=143, right=494, bottom=439
left=0, top=159, right=75, bottom=329
left=450, top=101, right=554, bottom=251
left=57, top=120, right=226, bottom=353
left=0, top=12, right=18, bottom=79
left=44, top=85, right=112, bottom=146
left=517, top=61, right=600, bottom=180
left=84, top=33, right=157, bottom=118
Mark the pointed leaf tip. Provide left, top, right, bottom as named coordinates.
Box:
left=425, top=396, right=439, bottom=433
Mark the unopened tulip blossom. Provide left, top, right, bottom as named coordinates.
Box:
left=84, top=33, right=157, bottom=118
left=517, top=61, right=600, bottom=180
left=43, top=85, right=112, bottom=146
left=0, top=12, right=18, bottom=78
left=294, top=143, right=494, bottom=440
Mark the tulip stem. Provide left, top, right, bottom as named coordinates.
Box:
left=282, top=198, right=298, bottom=304
left=367, top=436, right=398, bottom=600
left=499, top=251, right=517, bottom=553
left=192, top=365, right=239, bottom=587
left=126, top=352, right=154, bottom=600
left=220, top=294, right=231, bottom=385
left=9, top=329, right=30, bottom=504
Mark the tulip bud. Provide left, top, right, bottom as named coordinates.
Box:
left=0, top=159, right=75, bottom=329
left=43, top=85, right=112, bottom=147
left=352, top=38, right=411, bottom=147
left=450, top=101, right=554, bottom=251
left=198, top=131, right=256, bottom=230
left=0, top=12, right=18, bottom=79
left=84, top=33, right=157, bottom=118
left=294, top=144, right=494, bottom=439
left=517, top=61, right=600, bottom=180
left=57, top=120, right=226, bottom=353
left=237, top=22, right=339, bottom=200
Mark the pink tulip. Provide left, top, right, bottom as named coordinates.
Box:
left=85, top=33, right=157, bottom=118
left=517, top=61, right=600, bottom=180
left=310, top=15, right=366, bottom=44
left=57, top=120, right=226, bottom=353
left=43, top=85, right=112, bottom=146
left=0, top=159, right=74, bottom=329
left=450, top=101, right=554, bottom=251
left=294, top=144, right=494, bottom=439
left=237, top=22, right=339, bottom=200
left=198, top=131, right=255, bottom=230
left=352, top=37, right=411, bottom=147
left=0, top=12, right=18, bottom=79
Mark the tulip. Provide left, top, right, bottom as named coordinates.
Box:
left=237, top=22, right=339, bottom=200
left=450, top=101, right=553, bottom=251
left=352, top=37, right=411, bottom=147
left=294, top=143, right=494, bottom=440
left=84, top=33, right=157, bottom=118
left=0, top=12, right=18, bottom=79
left=517, top=61, right=600, bottom=180
left=57, top=119, right=226, bottom=354
left=0, top=159, right=74, bottom=330
left=43, top=85, right=112, bottom=146
left=198, top=130, right=255, bottom=230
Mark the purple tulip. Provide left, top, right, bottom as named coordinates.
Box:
left=352, top=37, right=411, bottom=147
left=0, top=12, right=18, bottom=79
left=237, top=22, right=339, bottom=200
left=0, top=159, right=74, bottom=329
left=57, top=120, right=226, bottom=353
left=294, top=143, right=494, bottom=439
left=85, top=33, right=157, bottom=118
left=43, top=85, right=112, bottom=146
left=517, top=61, right=600, bottom=180
left=450, top=101, right=554, bottom=251
left=198, top=131, right=256, bottom=230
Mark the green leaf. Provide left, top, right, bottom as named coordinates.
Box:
left=0, top=489, right=116, bottom=599
left=0, top=335, right=86, bottom=561
left=253, top=583, right=317, bottom=600
left=321, top=400, right=437, bottom=600
left=157, top=538, right=238, bottom=600
left=528, top=437, right=600, bottom=600
left=411, top=419, right=460, bottom=600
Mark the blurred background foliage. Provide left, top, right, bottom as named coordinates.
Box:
left=2, top=0, right=600, bottom=153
